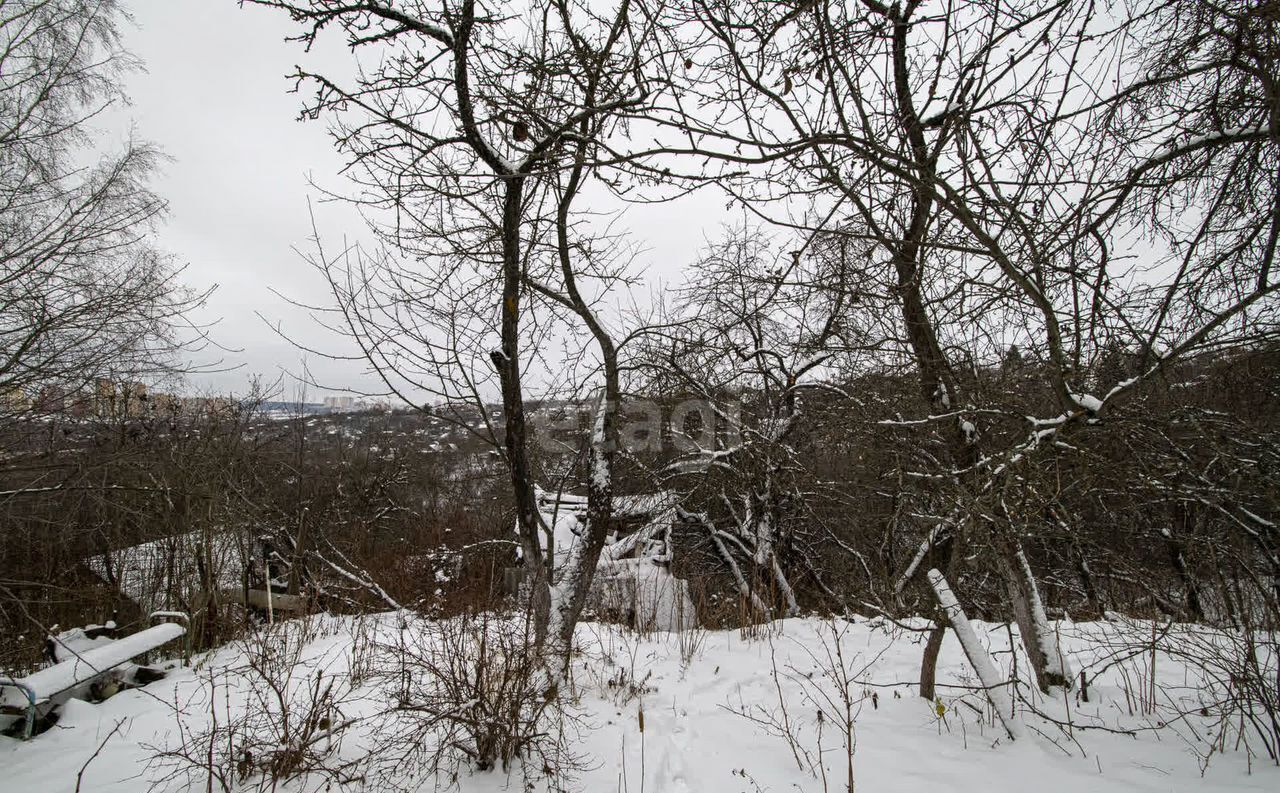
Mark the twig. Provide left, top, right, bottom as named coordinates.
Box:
left=76, top=718, right=127, bottom=793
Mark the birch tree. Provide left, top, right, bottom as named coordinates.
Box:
left=0, top=0, right=203, bottom=406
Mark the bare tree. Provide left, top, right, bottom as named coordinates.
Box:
left=641, top=227, right=866, bottom=618
left=245, top=0, right=664, bottom=672
left=242, top=0, right=1279, bottom=701
left=0, top=0, right=207, bottom=407
left=658, top=0, right=1278, bottom=692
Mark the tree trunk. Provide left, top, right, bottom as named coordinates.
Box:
left=496, top=177, right=550, bottom=646
left=918, top=530, right=956, bottom=699
left=546, top=401, right=616, bottom=675
left=919, top=619, right=946, bottom=701
left=542, top=127, right=626, bottom=675
left=1163, top=527, right=1204, bottom=622
left=996, top=535, right=1071, bottom=692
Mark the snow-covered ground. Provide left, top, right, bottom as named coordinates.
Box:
left=3, top=613, right=1275, bottom=792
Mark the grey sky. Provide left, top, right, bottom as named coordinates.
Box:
left=113, top=0, right=727, bottom=401
left=112, top=0, right=362, bottom=397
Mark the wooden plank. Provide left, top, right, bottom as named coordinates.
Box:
left=220, top=588, right=311, bottom=613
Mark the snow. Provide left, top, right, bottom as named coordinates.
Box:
left=526, top=487, right=677, bottom=568
left=589, top=405, right=610, bottom=492
left=896, top=520, right=950, bottom=593
left=921, top=101, right=959, bottom=125
left=547, top=505, right=583, bottom=563
left=2, top=613, right=1277, bottom=792
left=315, top=550, right=403, bottom=611
left=592, top=560, right=695, bottom=631
left=603, top=492, right=678, bottom=562
left=85, top=532, right=245, bottom=611
left=935, top=382, right=952, bottom=409
left=1239, top=507, right=1276, bottom=530
left=1070, top=392, right=1103, bottom=413
left=1012, top=546, right=1073, bottom=686
left=45, top=627, right=116, bottom=662
left=1102, top=376, right=1138, bottom=403
left=1156, top=125, right=1272, bottom=158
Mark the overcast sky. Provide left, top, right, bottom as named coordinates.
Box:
left=112, top=0, right=727, bottom=401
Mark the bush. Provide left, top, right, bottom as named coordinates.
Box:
left=367, top=609, right=578, bottom=786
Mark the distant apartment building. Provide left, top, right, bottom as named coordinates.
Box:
left=3, top=386, right=28, bottom=413
left=180, top=395, right=234, bottom=418
left=150, top=393, right=180, bottom=415
left=123, top=381, right=148, bottom=417
left=323, top=395, right=356, bottom=411
left=94, top=378, right=115, bottom=417
left=90, top=379, right=149, bottom=418
left=34, top=385, right=69, bottom=413
left=11, top=380, right=240, bottom=422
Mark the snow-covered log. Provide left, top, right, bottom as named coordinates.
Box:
left=927, top=568, right=1023, bottom=741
